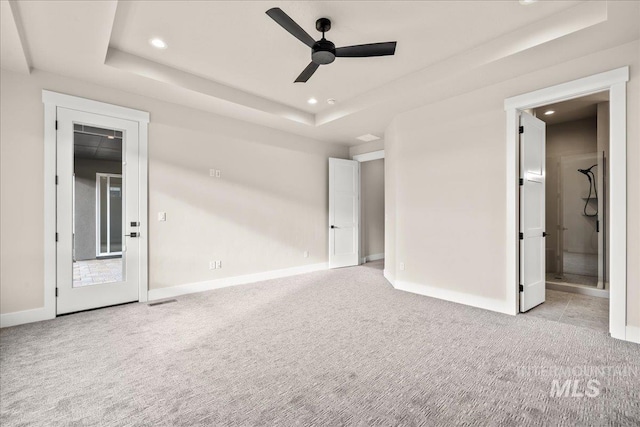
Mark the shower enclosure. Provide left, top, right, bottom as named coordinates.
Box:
left=547, top=152, right=606, bottom=290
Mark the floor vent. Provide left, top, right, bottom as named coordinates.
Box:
left=148, top=299, right=177, bottom=307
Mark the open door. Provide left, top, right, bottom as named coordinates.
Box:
left=329, top=158, right=360, bottom=268
left=520, top=112, right=546, bottom=312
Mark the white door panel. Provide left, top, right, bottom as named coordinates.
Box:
left=57, top=108, right=140, bottom=314
left=329, top=158, right=359, bottom=268
left=520, top=112, right=546, bottom=312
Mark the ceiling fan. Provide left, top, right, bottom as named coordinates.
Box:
left=266, top=7, right=397, bottom=83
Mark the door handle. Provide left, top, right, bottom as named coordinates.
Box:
left=331, top=225, right=338, bottom=229
left=125, top=232, right=139, bottom=238
left=542, top=232, right=549, bottom=237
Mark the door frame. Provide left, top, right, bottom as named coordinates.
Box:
left=504, top=67, right=628, bottom=340
left=42, top=91, right=149, bottom=320
left=352, top=149, right=385, bottom=264
left=95, top=172, right=123, bottom=258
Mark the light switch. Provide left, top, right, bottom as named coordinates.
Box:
left=158, top=212, right=166, bottom=221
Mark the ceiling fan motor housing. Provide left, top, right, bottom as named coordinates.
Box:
left=312, top=39, right=336, bottom=65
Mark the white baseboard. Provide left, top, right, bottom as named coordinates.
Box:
left=362, top=253, right=384, bottom=263
left=0, top=306, right=54, bottom=328
left=148, top=262, right=328, bottom=300
left=383, top=269, right=395, bottom=285
left=394, top=280, right=514, bottom=315
left=626, top=325, right=640, bottom=344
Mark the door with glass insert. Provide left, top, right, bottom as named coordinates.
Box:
left=57, top=107, right=140, bottom=314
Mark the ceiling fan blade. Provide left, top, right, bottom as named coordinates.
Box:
left=266, top=8, right=316, bottom=48
left=335, top=42, right=397, bottom=58
left=295, top=62, right=320, bottom=83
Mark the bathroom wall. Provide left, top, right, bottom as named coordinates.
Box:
left=545, top=117, right=598, bottom=273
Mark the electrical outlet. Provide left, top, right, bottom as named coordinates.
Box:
left=210, top=169, right=222, bottom=178
left=399, top=262, right=405, bottom=271
left=303, top=251, right=309, bottom=258
left=158, top=212, right=166, bottom=221
left=215, top=260, right=222, bottom=269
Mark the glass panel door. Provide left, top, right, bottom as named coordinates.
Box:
left=57, top=108, right=140, bottom=314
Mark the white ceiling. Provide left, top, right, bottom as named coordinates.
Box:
left=2, top=1, right=639, bottom=145
left=109, top=0, right=580, bottom=114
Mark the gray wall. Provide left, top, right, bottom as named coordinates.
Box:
left=74, top=159, right=122, bottom=261
left=361, top=159, right=385, bottom=258
left=545, top=117, right=597, bottom=272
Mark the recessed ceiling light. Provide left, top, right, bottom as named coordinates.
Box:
left=519, top=0, right=538, bottom=5
left=356, top=134, right=381, bottom=142
left=544, top=110, right=555, bottom=116
left=307, top=98, right=318, bottom=105
left=149, top=38, right=167, bottom=49
left=327, top=98, right=336, bottom=105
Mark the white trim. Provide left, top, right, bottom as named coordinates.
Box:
left=42, top=101, right=57, bottom=323
left=148, top=263, right=328, bottom=300
left=504, top=67, right=629, bottom=341
left=42, top=90, right=149, bottom=123
left=353, top=150, right=385, bottom=162
left=361, top=253, right=384, bottom=263
left=0, top=307, right=51, bottom=328
left=625, top=326, right=640, bottom=345
left=31, top=90, right=150, bottom=327
left=504, top=67, right=629, bottom=110
left=138, top=121, right=149, bottom=302
left=383, top=269, right=394, bottom=285
left=394, top=280, right=513, bottom=315
left=608, top=81, right=627, bottom=340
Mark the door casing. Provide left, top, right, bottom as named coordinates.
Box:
left=504, top=67, right=628, bottom=340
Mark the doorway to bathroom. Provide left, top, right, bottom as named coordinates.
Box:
left=524, top=92, right=610, bottom=333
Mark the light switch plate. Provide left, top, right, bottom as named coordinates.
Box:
left=158, top=212, right=166, bottom=221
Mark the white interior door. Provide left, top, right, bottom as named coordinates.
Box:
left=329, top=158, right=360, bottom=268
left=520, top=112, right=546, bottom=312
left=56, top=107, right=140, bottom=314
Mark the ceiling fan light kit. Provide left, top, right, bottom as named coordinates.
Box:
left=266, top=7, right=397, bottom=83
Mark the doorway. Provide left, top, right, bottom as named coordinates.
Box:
left=354, top=150, right=385, bottom=267
left=328, top=150, right=385, bottom=269
left=505, top=67, right=628, bottom=340
left=42, top=91, right=149, bottom=319
left=522, top=93, right=610, bottom=333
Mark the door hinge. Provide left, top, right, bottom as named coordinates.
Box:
left=55, top=175, right=59, bottom=185
left=596, top=220, right=600, bottom=233
left=55, top=232, right=58, bottom=242
left=55, top=288, right=58, bottom=297
left=519, top=284, right=524, bottom=292
left=55, top=120, right=58, bottom=130
left=519, top=232, right=523, bottom=240
left=519, top=178, right=524, bottom=186
left=519, top=126, right=524, bottom=134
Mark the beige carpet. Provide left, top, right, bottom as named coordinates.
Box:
left=1, top=261, right=638, bottom=426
